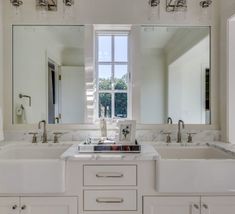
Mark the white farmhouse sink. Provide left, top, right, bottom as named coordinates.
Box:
left=0, top=144, right=68, bottom=159
left=0, top=143, right=71, bottom=194
left=155, top=145, right=235, bottom=193
left=157, top=146, right=235, bottom=159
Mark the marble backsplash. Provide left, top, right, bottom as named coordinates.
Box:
left=3, top=129, right=221, bottom=143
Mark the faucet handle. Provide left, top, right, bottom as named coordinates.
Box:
left=28, top=132, right=38, bottom=143
left=53, top=132, right=64, bottom=143
left=163, top=132, right=172, bottom=143
left=187, top=132, right=196, bottom=143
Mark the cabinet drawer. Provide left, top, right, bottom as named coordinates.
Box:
left=84, top=190, right=137, bottom=211
left=83, top=165, right=137, bottom=186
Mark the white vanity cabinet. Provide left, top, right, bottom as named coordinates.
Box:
left=201, top=196, right=235, bottom=214
left=143, top=196, right=200, bottom=214
left=144, top=196, right=235, bottom=214
left=0, top=197, right=19, bottom=214
left=83, top=164, right=138, bottom=212
left=0, top=197, right=77, bottom=214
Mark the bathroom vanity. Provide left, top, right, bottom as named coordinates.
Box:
left=0, top=142, right=235, bottom=214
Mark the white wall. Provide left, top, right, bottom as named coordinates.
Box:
left=219, top=1, right=235, bottom=142
left=0, top=1, right=3, bottom=108
left=228, top=16, right=235, bottom=143
left=13, top=26, right=63, bottom=124
left=140, top=48, right=166, bottom=124
left=168, top=36, right=210, bottom=124
left=2, top=0, right=220, bottom=131
left=0, top=1, right=4, bottom=140
left=60, top=66, right=85, bottom=124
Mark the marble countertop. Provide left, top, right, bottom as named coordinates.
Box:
left=61, top=144, right=159, bottom=161
left=1, top=140, right=235, bottom=161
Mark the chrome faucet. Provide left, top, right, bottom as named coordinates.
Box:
left=167, top=117, right=173, bottom=124
left=177, top=120, right=185, bottom=143
left=38, top=120, right=47, bottom=143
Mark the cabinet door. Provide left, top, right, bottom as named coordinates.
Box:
left=144, top=196, right=200, bottom=214
left=202, top=196, right=235, bottom=214
left=0, top=197, right=19, bottom=214
left=20, top=197, right=77, bottom=214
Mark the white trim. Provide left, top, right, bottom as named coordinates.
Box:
left=94, top=24, right=132, bottom=31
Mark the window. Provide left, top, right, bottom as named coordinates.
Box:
left=96, top=31, right=130, bottom=119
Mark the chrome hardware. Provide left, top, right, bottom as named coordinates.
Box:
left=63, top=0, right=74, bottom=6
left=166, top=0, right=187, bottom=12
left=163, top=132, right=171, bottom=143
left=53, top=132, right=63, bottom=143
left=200, top=0, right=212, bottom=8
left=36, top=0, right=57, bottom=11
left=10, top=0, right=23, bottom=7
left=28, top=132, right=38, bottom=143
left=21, top=205, right=26, bottom=210
left=96, top=197, right=124, bottom=203
left=19, top=93, right=31, bottom=106
left=12, top=205, right=18, bottom=210
left=177, top=120, right=185, bottom=143
left=167, top=117, right=173, bottom=124
left=187, top=132, right=196, bottom=143
left=96, top=172, right=124, bottom=178
left=193, top=204, right=199, bottom=209
left=202, top=204, right=208, bottom=209
left=54, top=117, right=60, bottom=124
left=149, top=0, right=160, bottom=7
left=38, top=120, right=47, bottom=143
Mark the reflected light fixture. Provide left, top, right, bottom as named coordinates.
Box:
left=10, top=0, right=23, bottom=7
left=149, top=0, right=160, bottom=7
left=166, top=0, right=187, bottom=12
left=200, top=0, right=212, bottom=8
left=63, top=0, right=74, bottom=7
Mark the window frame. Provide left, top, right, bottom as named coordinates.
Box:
left=95, top=30, right=131, bottom=120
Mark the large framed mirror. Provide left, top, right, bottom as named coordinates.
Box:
left=12, top=25, right=210, bottom=125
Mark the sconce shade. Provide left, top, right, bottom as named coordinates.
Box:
left=10, top=0, right=23, bottom=7
left=149, top=0, right=160, bottom=7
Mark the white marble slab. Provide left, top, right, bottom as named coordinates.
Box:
left=61, top=144, right=159, bottom=161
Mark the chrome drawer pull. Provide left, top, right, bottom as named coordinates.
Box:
left=202, top=204, right=208, bottom=209
left=193, top=204, right=200, bottom=209
left=96, top=197, right=124, bottom=203
left=12, top=205, right=18, bottom=210
left=21, top=205, right=27, bottom=210
left=96, top=172, right=124, bottom=178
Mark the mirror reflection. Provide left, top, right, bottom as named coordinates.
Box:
left=139, top=26, right=210, bottom=124
left=12, top=25, right=210, bottom=125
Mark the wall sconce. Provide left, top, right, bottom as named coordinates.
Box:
left=149, top=0, right=160, bottom=7
left=166, top=0, right=187, bottom=12
left=10, top=0, right=23, bottom=7
left=63, top=0, right=74, bottom=7
left=148, top=0, right=161, bottom=19
left=36, top=0, right=57, bottom=11
left=200, top=0, right=212, bottom=8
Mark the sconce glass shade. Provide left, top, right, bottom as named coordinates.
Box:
left=166, top=0, right=187, bottom=12
left=148, top=0, right=161, bottom=20
left=200, top=0, right=212, bottom=8
left=38, top=0, right=47, bottom=7
left=149, top=0, right=160, bottom=7
left=10, top=0, right=23, bottom=7
left=63, top=0, right=74, bottom=7
left=36, top=0, right=57, bottom=11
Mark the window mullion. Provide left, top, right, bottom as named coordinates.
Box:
left=112, top=35, right=115, bottom=118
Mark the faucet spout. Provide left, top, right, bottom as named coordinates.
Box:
left=177, top=120, right=185, bottom=143
left=167, top=117, right=173, bottom=124
left=38, top=120, right=47, bottom=143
